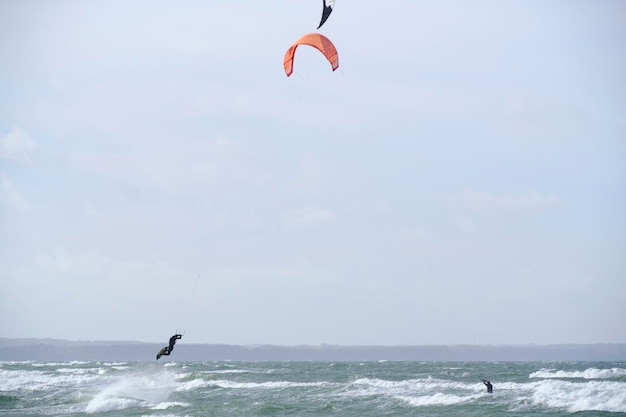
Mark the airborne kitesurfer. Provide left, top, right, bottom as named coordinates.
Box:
left=156, top=334, right=181, bottom=360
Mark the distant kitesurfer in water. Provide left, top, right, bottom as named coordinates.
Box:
left=156, top=346, right=170, bottom=360
left=483, top=379, right=493, bottom=393
left=168, top=334, right=182, bottom=352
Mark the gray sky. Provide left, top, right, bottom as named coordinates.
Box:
left=1, top=0, right=625, bottom=346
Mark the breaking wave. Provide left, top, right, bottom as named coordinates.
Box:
left=531, top=379, right=626, bottom=413
left=530, top=367, right=626, bottom=379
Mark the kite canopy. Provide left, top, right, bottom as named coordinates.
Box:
left=317, top=0, right=335, bottom=29
left=283, top=33, right=339, bottom=77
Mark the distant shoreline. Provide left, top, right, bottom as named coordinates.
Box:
left=1, top=338, right=625, bottom=362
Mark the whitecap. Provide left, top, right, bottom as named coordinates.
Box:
left=208, top=369, right=249, bottom=374
left=85, top=394, right=143, bottom=413
left=352, top=377, right=471, bottom=392
left=208, top=379, right=331, bottom=390
left=176, top=378, right=211, bottom=392
left=0, top=368, right=100, bottom=391
left=530, top=367, right=626, bottom=380
left=400, top=392, right=482, bottom=407
left=85, top=368, right=179, bottom=414
left=152, top=401, right=189, bottom=410
left=531, top=379, right=626, bottom=413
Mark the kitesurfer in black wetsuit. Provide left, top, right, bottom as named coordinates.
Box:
left=483, top=379, right=493, bottom=393
left=156, top=334, right=182, bottom=360
left=168, top=334, right=182, bottom=352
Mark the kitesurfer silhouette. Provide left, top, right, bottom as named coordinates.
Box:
left=482, top=379, right=493, bottom=393
left=156, top=334, right=182, bottom=360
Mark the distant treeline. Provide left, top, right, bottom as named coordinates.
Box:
left=1, top=339, right=625, bottom=362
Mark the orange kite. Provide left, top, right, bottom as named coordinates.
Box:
left=283, top=33, right=339, bottom=77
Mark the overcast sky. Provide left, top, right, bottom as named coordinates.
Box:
left=1, top=0, right=625, bottom=346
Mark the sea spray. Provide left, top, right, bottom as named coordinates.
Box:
left=1, top=360, right=625, bottom=416
left=85, top=365, right=179, bottom=413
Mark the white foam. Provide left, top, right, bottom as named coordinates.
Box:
left=31, top=362, right=68, bottom=367
left=176, top=378, right=211, bottom=392
left=0, top=368, right=100, bottom=391
left=85, top=394, right=142, bottom=413
left=352, top=377, right=473, bottom=392
left=152, top=401, right=189, bottom=410
left=400, top=392, right=482, bottom=407
left=56, top=367, right=103, bottom=375
left=531, top=379, right=626, bottom=413
left=29, top=361, right=89, bottom=367
left=346, top=377, right=486, bottom=407
left=85, top=368, right=179, bottom=414
left=208, top=379, right=332, bottom=390
left=208, top=369, right=250, bottom=374
left=180, top=368, right=250, bottom=377
left=530, top=367, right=626, bottom=379
left=0, top=360, right=32, bottom=365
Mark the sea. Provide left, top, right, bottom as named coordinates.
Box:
left=1, top=360, right=625, bottom=417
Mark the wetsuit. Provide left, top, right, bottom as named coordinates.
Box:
left=168, top=334, right=182, bottom=352
left=483, top=379, right=493, bottom=393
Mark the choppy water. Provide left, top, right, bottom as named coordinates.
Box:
left=1, top=360, right=625, bottom=416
